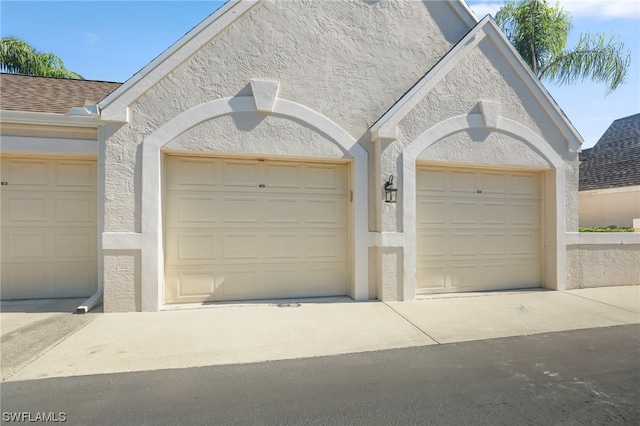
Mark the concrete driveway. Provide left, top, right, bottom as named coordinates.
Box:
left=2, top=286, right=638, bottom=382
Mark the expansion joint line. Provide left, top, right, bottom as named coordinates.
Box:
left=382, top=302, right=442, bottom=345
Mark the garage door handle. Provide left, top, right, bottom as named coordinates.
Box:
left=1, top=182, right=7, bottom=185
left=259, top=184, right=266, bottom=188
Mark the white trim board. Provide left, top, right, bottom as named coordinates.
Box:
left=0, top=136, right=97, bottom=156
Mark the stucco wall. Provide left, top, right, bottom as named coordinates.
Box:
left=567, top=243, right=640, bottom=289
left=101, top=0, right=473, bottom=311
left=395, top=34, right=579, bottom=194
left=579, top=187, right=640, bottom=228
left=393, top=32, right=579, bottom=234
left=103, top=0, right=470, bottom=234
left=103, top=250, right=141, bottom=312
left=165, top=113, right=346, bottom=159
left=399, top=39, right=570, bottom=154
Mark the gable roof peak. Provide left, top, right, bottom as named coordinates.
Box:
left=370, top=14, right=582, bottom=153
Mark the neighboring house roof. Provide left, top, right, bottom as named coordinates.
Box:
left=0, top=73, right=121, bottom=115
left=579, top=147, right=592, bottom=161
left=579, top=113, right=640, bottom=191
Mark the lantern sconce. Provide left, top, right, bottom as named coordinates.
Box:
left=384, top=175, right=397, bottom=203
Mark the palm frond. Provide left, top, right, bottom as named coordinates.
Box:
left=539, top=32, right=630, bottom=95
left=0, top=36, right=83, bottom=79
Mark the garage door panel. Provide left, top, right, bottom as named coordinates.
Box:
left=6, top=194, right=49, bottom=223
left=176, top=270, right=217, bottom=298
left=451, top=201, right=479, bottom=225
left=223, top=197, right=262, bottom=223
left=265, top=163, right=301, bottom=188
left=219, top=269, right=261, bottom=298
left=449, top=263, right=481, bottom=288
left=167, top=158, right=220, bottom=189
left=450, top=170, right=477, bottom=193
left=417, top=165, right=541, bottom=294
left=223, top=233, right=261, bottom=259
left=265, top=233, right=299, bottom=259
left=306, top=199, right=341, bottom=224
left=55, top=231, right=95, bottom=259
left=482, top=172, right=508, bottom=194
left=480, top=233, right=508, bottom=255
left=417, top=263, right=446, bottom=290
left=509, top=233, right=539, bottom=256
left=54, top=264, right=98, bottom=295
left=417, top=199, right=447, bottom=225
left=179, top=233, right=217, bottom=261
left=3, top=230, right=50, bottom=260
left=55, top=162, right=94, bottom=188
left=223, top=160, right=260, bottom=188
left=450, top=233, right=479, bottom=257
left=175, top=195, right=219, bottom=224
left=2, top=266, right=52, bottom=299
left=2, top=262, right=96, bottom=299
left=266, top=198, right=302, bottom=223
left=307, top=233, right=341, bottom=259
left=5, top=158, right=49, bottom=187
left=1, top=157, right=97, bottom=300
left=417, top=232, right=448, bottom=259
left=55, top=194, right=96, bottom=224
left=481, top=202, right=508, bottom=225
left=512, top=174, right=540, bottom=196
left=164, top=156, right=349, bottom=304
left=510, top=202, right=540, bottom=226
left=306, top=164, right=346, bottom=192
left=417, top=168, right=446, bottom=192
left=305, top=264, right=348, bottom=295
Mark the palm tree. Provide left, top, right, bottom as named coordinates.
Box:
left=495, top=0, right=629, bottom=94
left=0, top=36, right=83, bottom=79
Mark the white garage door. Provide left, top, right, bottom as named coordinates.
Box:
left=164, top=156, right=349, bottom=304
left=416, top=164, right=541, bottom=294
left=0, top=156, right=97, bottom=299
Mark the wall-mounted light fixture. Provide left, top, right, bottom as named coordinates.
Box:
left=384, top=175, right=397, bottom=203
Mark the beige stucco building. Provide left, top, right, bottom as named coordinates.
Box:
left=2, top=0, right=638, bottom=312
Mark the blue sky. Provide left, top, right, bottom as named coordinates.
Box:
left=1, top=1, right=638, bottom=148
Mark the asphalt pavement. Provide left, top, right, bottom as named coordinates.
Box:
left=2, top=324, right=639, bottom=425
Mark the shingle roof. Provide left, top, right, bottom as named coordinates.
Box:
left=0, top=73, right=121, bottom=114
left=579, top=113, right=640, bottom=191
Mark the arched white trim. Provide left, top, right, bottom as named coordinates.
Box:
left=139, top=96, right=368, bottom=311
left=401, top=114, right=567, bottom=300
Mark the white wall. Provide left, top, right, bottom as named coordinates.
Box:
left=579, top=186, right=640, bottom=228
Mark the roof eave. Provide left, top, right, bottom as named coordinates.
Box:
left=0, top=110, right=103, bottom=128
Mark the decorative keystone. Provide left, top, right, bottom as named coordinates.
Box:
left=250, top=79, right=280, bottom=112
left=478, top=100, right=501, bottom=129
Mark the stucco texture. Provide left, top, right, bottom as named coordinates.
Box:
left=164, top=113, right=347, bottom=159
left=391, top=32, right=579, bottom=233
left=103, top=250, right=141, bottom=313
left=567, top=245, right=640, bottom=289
left=103, top=0, right=470, bottom=233
left=398, top=38, right=570, bottom=154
